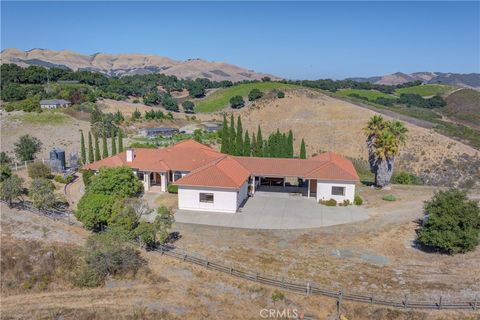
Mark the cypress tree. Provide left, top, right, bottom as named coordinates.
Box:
left=300, top=138, right=306, bottom=159
left=88, top=131, right=94, bottom=163
left=287, top=130, right=294, bottom=158
left=111, top=129, right=117, bottom=155
left=80, top=130, right=86, bottom=165
left=243, top=130, right=251, bottom=156
left=118, top=129, right=124, bottom=152
left=220, top=114, right=229, bottom=154
left=251, top=132, right=257, bottom=157
left=102, top=130, right=109, bottom=159
left=94, top=133, right=101, bottom=161
left=229, top=114, right=236, bottom=155
left=235, top=116, right=243, bottom=156
left=256, top=125, right=263, bottom=157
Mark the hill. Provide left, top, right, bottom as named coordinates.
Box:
left=0, top=48, right=278, bottom=82
left=443, top=88, right=480, bottom=129
left=348, top=72, right=480, bottom=88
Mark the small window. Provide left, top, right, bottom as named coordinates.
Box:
left=331, top=186, right=345, bottom=196
left=199, top=193, right=214, bottom=203
left=174, top=171, right=183, bottom=181
left=136, top=172, right=144, bottom=180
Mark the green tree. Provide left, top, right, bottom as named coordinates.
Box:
left=229, top=114, right=236, bottom=155
left=0, top=165, right=12, bottom=182
left=110, top=198, right=152, bottom=232
left=287, top=130, right=294, bottom=158
left=102, top=130, right=109, bottom=159
left=300, top=139, right=306, bottom=159
left=0, top=175, right=23, bottom=207
left=111, top=129, right=117, bottom=155
left=182, top=100, right=195, bottom=113
left=88, top=131, right=94, bottom=164
left=256, top=126, right=263, bottom=157
left=364, top=116, right=408, bottom=187
left=417, top=189, right=480, bottom=254
left=14, top=135, right=42, bottom=162
left=154, top=206, right=175, bottom=244
left=134, top=221, right=157, bottom=248
left=132, top=108, right=141, bottom=120
left=229, top=95, right=245, bottom=109
left=243, top=131, right=251, bottom=156
left=251, top=132, right=257, bottom=158
left=88, top=166, right=143, bottom=198
left=29, top=178, right=56, bottom=209
left=27, top=162, right=51, bottom=179
left=235, top=116, right=244, bottom=156
left=80, top=130, right=86, bottom=165
left=94, top=134, right=101, bottom=161
left=220, top=114, right=229, bottom=154
left=0, top=152, right=12, bottom=164
left=248, top=88, right=263, bottom=101
left=118, top=129, right=124, bottom=153
left=75, top=193, right=117, bottom=231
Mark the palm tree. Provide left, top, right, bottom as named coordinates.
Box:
left=364, top=116, right=408, bottom=187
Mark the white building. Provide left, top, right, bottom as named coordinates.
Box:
left=40, top=99, right=72, bottom=109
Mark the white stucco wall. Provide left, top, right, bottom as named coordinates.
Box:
left=316, top=181, right=355, bottom=203
left=178, top=185, right=244, bottom=213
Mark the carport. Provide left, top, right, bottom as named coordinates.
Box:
left=251, top=175, right=313, bottom=198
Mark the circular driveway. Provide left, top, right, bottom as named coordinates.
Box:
left=174, top=192, right=370, bottom=230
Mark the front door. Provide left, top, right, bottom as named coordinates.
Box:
left=310, top=179, right=317, bottom=196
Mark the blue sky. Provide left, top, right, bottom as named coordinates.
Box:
left=1, top=1, right=479, bottom=79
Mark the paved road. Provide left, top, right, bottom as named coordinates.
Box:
left=175, top=192, right=369, bottom=230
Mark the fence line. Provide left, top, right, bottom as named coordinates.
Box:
left=2, top=200, right=478, bottom=312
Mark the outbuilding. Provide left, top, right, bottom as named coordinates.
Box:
left=40, top=99, right=72, bottom=109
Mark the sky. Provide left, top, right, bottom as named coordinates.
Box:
left=1, top=1, right=479, bottom=79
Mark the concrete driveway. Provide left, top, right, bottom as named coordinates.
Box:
left=174, top=191, right=370, bottom=230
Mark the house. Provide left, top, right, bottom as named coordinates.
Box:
left=84, top=139, right=359, bottom=213
left=140, top=127, right=179, bottom=138
left=40, top=99, right=72, bottom=109
left=201, top=122, right=222, bottom=132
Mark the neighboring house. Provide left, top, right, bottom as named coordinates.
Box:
left=202, top=122, right=222, bottom=132
left=140, top=127, right=179, bottom=138
left=84, top=139, right=359, bottom=213
left=40, top=99, right=72, bottom=109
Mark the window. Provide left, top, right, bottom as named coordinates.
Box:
left=331, top=186, right=345, bottom=196
left=136, top=172, right=144, bottom=181
left=199, top=193, right=214, bottom=203
left=174, top=171, right=183, bottom=181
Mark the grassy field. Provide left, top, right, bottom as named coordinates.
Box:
left=395, top=84, right=455, bottom=96
left=194, top=82, right=299, bottom=113
left=336, top=88, right=394, bottom=100
left=10, top=111, right=73, bottom=124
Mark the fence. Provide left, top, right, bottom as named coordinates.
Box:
left=2, top=200, right=478, bottom=312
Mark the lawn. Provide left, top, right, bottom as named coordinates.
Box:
left=10, top=111, right=73, bottom=125
left=395, top=84, right=455, bottom=97
left=336, top=89, right=394, bottom=100
left=194, top=82, right=299, bottom=113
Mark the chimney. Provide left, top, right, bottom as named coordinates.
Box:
left=126, top=149, right=134, bottom=162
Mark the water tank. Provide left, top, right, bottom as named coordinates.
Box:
left=50, top=148, right=66, bottom=171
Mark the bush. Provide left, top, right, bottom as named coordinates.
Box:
left=271, top=290, right=285, bottom=303
left=28, top=162, right=52, bottom=179
left=229, top=95, right=245, bottom=109
left=29, top=178, right=56, bottom=209
left=134, top=221, right=157, bottom=249
left=167, top=183, right=178, bottom=194
left=248, top=88, right=263, bottom=101
left=354, top=194, right=363, bottom=205
left=277, top=91, right=285, bottom=98
left=339, top=199, right=351, bottom=206
left=81, top=169, right=95, bottom=188
left=88, top=166, right=143, bottom=198
left=0, top=174, right=24, bottom=206
left=417, top=189, right=480, bottom=254
left=53, top=175, right=74, bottom=184
left=182, top=100, right=195, bottom=113
left=0, top=164, right=12, bottom=182
left=392, top=171, right=423, bottom=185
left=320, top=198, right=337, bottom=206
left=382, top=194, right=397, bottom=201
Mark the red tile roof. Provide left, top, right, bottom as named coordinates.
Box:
left=84, top=139, right=359, bottom=189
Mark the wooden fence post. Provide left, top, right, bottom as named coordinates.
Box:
left=336, top=289, right=343, bottom=317
left=15, top=162, right=18, bottom=171
left=474, top=294, right=478, bottom=311
left=306, top=282, right=311, bottom=295
left=438, top=295, right=442, bottom=310
left=24, top=161, right=27, bottom=168
left=403, top=294, right=408, bottom=309
left=205, top=258, right=209, bottom=268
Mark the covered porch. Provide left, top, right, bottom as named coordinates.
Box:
left=249, top=175, right=317, bottom=199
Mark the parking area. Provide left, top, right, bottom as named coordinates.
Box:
left=174, top=191, right=370, bottom=230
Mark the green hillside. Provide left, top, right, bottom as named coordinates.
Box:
left=395, top=84, right=455, bottom=97
left=194, top=82, right=299, bottom=113
left=337, top=89, right=394, bottom=100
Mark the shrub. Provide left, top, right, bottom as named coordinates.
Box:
left=277, top=91, right=285, bottom=98
left=382, top=194, right=396, bottom=201
left=75, top=193, right=116, bottom=231
left=134, top=221, right=157, bottom=249
left=229, top=95, right=245, bottom=109
left=0, top=175, right=24, bottom=206
left=29, top=178, right=56, bottom=209
left=340, top=199, right=351, bottom=206
left=28, top=162, right=52, bottom=179
left=271, top=290, right=285, bottom=303
left=167, top=183, right=178, bottom=194
left=88, top=166, right=143, bottom=198
left=417, top=189, right=480, bottom=254
left=392, top=171, right=423, bottom=185
left=81, top=169, right=95, bottom=188
left=320, top=198, right=337, bottom=206
left=53, top=175, right=74, bottom=184
left=354, top=194, right=363, bottom=205
left=154, top=206, right=175, bottom=244
left=248, top=88, right=263, bottom=101
left=182, top=100, right=195, bottom=113
left=0, top=164, right=12, bottom=182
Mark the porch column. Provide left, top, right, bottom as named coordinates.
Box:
left=307, top=179, right=310, bottom=199
left=161, top=172, right=166, bottom=192
left=143, top=172, right=151, bottom=191
left=251, top=175, right=255, bottom=195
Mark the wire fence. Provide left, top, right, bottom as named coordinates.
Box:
left=2, top=200, right=478, bottom=312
